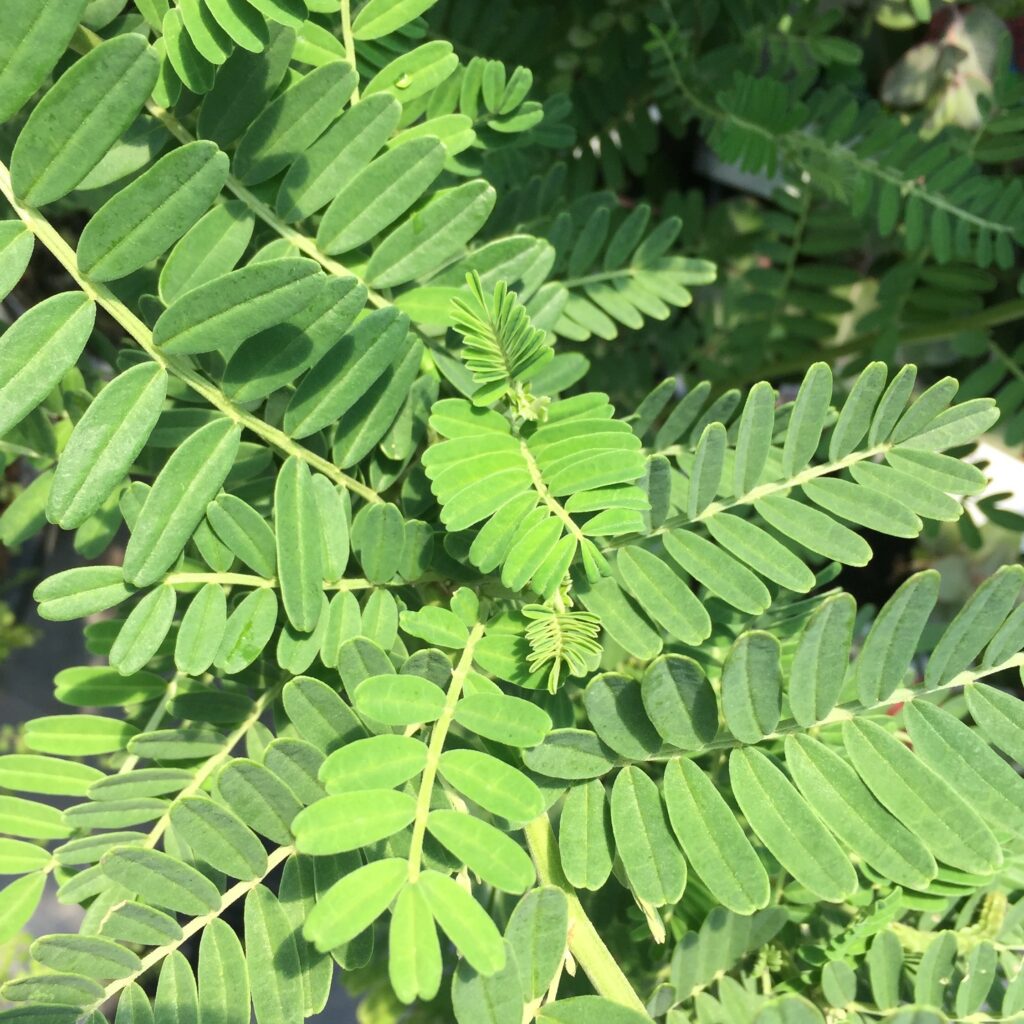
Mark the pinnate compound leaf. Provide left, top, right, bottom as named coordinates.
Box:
left=11, top=35, right=159, bottom=205
left=122, top=418, right=241, bottom=586
left=0, top=293, right=95, bottom=438
left=47, top=364, right=168, bottom=530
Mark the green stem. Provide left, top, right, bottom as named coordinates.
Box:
left=0, top=160, right=382, bottom=504
left=524, top=814, right=652, bottom=1018
left=407, top=621, right=486, bottom=882
left=162, top=571, right=386, bottom=591
left=340, top=0, right=359, bottom=101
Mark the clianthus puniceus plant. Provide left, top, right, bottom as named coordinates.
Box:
left=1, top=2, right=1024, bottom=1023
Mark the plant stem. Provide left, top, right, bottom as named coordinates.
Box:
left=0, top=160, right=382, bottom=505
left=407, top=621, right=486, bottom=882
left=162, top=571, right=384, bottom=591
left=524, top=814, right=653, bottom=1018
left=341, top=0, right=359, bottom=101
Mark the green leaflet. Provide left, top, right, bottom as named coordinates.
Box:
left=154, top=952, right=198, bottom=1024
left=276, top=93, right=401, bottom=221
left=453, top=693, right=552, bottom=747
left=265, top=739, right=326, bottom=806
left=663, top=529, right=770, bottom=615
left=504, top=886, right=569, bottom=1001
left=2, top=971, right=104, bottom=1009
left=704, top=513, right=816, bottom=593
left=523, top=729, right=618, bottom=781
left=641, top=654, right=718, bottom=750
left=0, top=0, right=89, bottom=123
left=610, top=766, right=686, bottom=906
left=109, top=586, right=176, bottom=676
left=205, top=0, right=269, bottom=52
left=663, top=758, right=769, bottom=914
left=0, top=838, right=50, bottom=874
left=246, top=0, right=306, bottom=29
left=902, top=700, right=1024, bottom=838
left=854, top=570, right=939, bottom=705
left=24, top=714, right=137, bottom=756
left=153, top=258, right=324, bottom=355
left=755, top=493, right=872, bottom=566
left=0, top=293, right=95, bottom=439
left=539, top=997, right=652, bottom=1024
left=168, top=796, right=267, bottom=879
left=842, top=718, right=1002, bottom=873
left=115, top=982, right=155, bottom=1024
left=216, top=588, right=278, bottom=674
left=320, top=734, right=426, bottom=793
left=284, top=307, right=411, bottom=439
left=721, top=631, right=781, bottom=743
left=34, top=565, right=134, bottom=621
left=159, top=201, right=254, bottom=305
left=207, top=495, right=276, bottom=578
left=179, top=0, right=232, bottom=65
left=244, top=886, right=304, bottom=1024
left=0, top=753, right=103, bottom=796
left=781, top=362, right=832, bottom=477
left=198, top=919, right=249, bottom=1024
left=0, top=795, right=71, bottom=840
left=733, top=381, right=775, bottom=494
left=10, top=35, right=159, bottom=206
left=0, top=873, right=46, bottom=943
left=729, top=748, right=857, bottom=903
left=122, top=418, right=241, bottom=586
left=174, top=582, right=227, bottom=676
left=31, top=934, right=140, bottom=981
left=0, top=222, right=33, bottom=302
left=282, top=674, right=364, bottom=752
left=687, top=421, right=726, bottom=517
left=616, top=545, right=711, bottom=645
left=233, top=62, right=356, bottom=184
left=47, top=364, right=168, bottom=530
left=787, top=593, right=855, bottom=726
left=582, top=673, right=662, bottom=760
left=101, top=847, right=222, bottom=916
left=785, top=734, right=937, bottom=889
left=400, top=606, right=469, bottom=649
left=77, top=142, right=228, bottom=282
left=802, top=477, right=922, bottom=539
left=352, top=0, right=436, bottom=38
left=303, top=857, right=406, bottom=951
left=292, top=789, right=417, bottom=853
left=317, top=137, right=447, bottom=254
left=966, top=683, right=1024, bottom=765
left=389, top=883, right=443, bottom=1004
left=418, top=870, right=506, bottom=975
left=558, top=779, right=613, bottom=890
left=829, top=361, right=888, bottom=460
left=350, top=502, right=406, bottom=584
left=274, top=457, right=323, bottom=632
left=426, top=810, right=536, bottom=894
left=217, top=758, right=302, bottom=844
left=438, top=749, right=544, bottom=824
left=354, top=674, right=446, bottom=725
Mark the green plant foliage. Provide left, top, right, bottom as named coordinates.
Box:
left=1, top=2, right=1023, bottom=1023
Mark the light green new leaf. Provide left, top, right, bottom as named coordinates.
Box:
left=78, top=143, right=228, bottom=281
left=169, top=796, right=267, bottom=879
left=198, top=919, right=249, bottom=1024
left=0, top=0, right=89, bottom=123
left=400, top=606, right=469, bottom=648
left=303, top=857, right=406, bottom=951
left=233, top=62, right=356, bottom=184
left=317, top=137, right=446, bottom=254
left=274, top=457, right=323, bottom=632
left=843, top=718, right=1001, bottom=873
left=0, top=795, right=70, bottom=840
left=663, top=758, right=769, bottom=914
left=785, top=734, right=936, bottom=889
left=0, top=293, right=95, bottom=438
left=175, top=583, right=227, bottom=676
left=10, top=35, right=159, bottom=205
left=427, top=810, right=535, bottom=893
left=389, top=883, right=443, bottom=1004
left=0, top=838, right=50, bottom=875
left=245, top=886, right=304, bottom=1024
left=366, top=181, right=497, bottom=288
left=418, top=870, right=506, bottom=975
left=788, top=593, right=855, bottom=726
left=438, top=749, right=544, bottom=824
left=729, top=748, right=857, bottom=902
left=48, top=363, right=167, bottom=530
left=0, top=873, right=46, bottom=944
left=154, top=258, right=323, bottom=355
left=101, top=847, right=222, bottom=916
left=292, top=789, right=416, bottom=853
left=610, top=766, right=686, bottom=906
left=721, top=631, right=781, bottom=743
left=353, top=674, right=445, bottom=725
left=24, top=714, right=137, bottom=756
left=123, top=418, right=240, bottom=586
left=558, top=779, right=613, bottom=891
left=109, top=586, right=176, bottom=676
